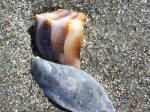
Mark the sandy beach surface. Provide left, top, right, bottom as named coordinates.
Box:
left=0, top=0, right=150, bottom=111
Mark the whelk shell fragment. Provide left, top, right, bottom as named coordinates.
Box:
left=29, top=9, right=86, bottom=68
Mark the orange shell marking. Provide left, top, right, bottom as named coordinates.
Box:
left=34, top=9, right=86, bottom=68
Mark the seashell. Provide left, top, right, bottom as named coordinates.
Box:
left=31, top=57, right=115, bottom=112
left=29, top=9, right=86, bottom=68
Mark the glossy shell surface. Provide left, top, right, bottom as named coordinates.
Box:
left=29, top=9, right=85, bottom=68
